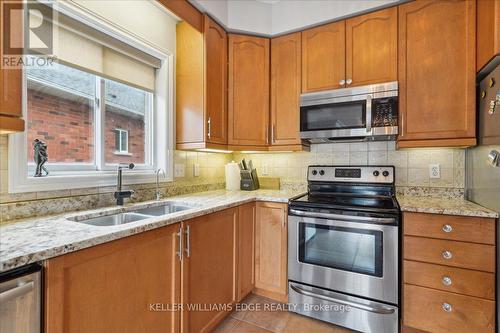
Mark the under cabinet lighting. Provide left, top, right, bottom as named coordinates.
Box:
left=196, top=148, right=233, bottom=154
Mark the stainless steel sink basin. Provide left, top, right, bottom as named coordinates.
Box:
left=68, top=202, right=198, bottom=226
left=70, top=212, right=152, bottom=226
left=134, top=203, right=195, bottom=216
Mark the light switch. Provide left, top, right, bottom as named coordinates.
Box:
left=261, top=163, right=269, bottom=175
left=429, top=164, right=440, bottom=179
left=193, top=163, right=200, bottom=177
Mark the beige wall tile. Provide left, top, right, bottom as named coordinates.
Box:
left=349, top=151, right=368, bottom=165
left=387, top=150, right=408, bottom=168
left=408, top=150, right=431, bottom=168
left=408, top=168, right=430, bottom=187
left=429, top=168, right=454, bottom=187
left=349, top=142, right=368, bottom=152
left=332, top=152, right=349, bottom=165
left=368, top=151, right=388, bottom=165
left=430, top=150, right=454, bottom=168
left=395, top=168, right=408, bottom=186
left=368, top=141, right=388, bottom=151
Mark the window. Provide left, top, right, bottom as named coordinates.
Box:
left=25, top=62, right=154, bottom=171
left=8, top=2, right=174, bottom=193
left=114, top=129, right=129, bottom=154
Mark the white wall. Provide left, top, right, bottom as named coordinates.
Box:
left=270, top=0, right=398, bottom=35
left=190, top=0, right=399, bottom=36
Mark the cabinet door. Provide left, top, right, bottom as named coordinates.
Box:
left=270, top=32, right=301, bottom=146
left=45, top=225, right=181, bottom=333
left=345, top=7, right=397, bottom=87
left=301, top=21, right=345, bottom=93
left=254, top=202, right=288, bottom=302
left=204, top=15, right=227, bottom=145
left=398, top=0, right=476, bottom=147
left=237, top=203, right=255, bottom=301
left=181, top=208, right=237, bottom=333
left=228, top=34, right=270, bottom=146
left=0, top=69, right=22, bottom=117
left=477, top=0, right=500, bottom=72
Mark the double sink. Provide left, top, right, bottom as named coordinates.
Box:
left=68, top=202, right=197, bottom=227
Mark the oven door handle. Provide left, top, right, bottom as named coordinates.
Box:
left=290, top=284, right=395, bottom=315
left=289, top=209, right=395, bottom=224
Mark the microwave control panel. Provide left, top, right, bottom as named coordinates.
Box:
left=372, top=97, right=398, bottom=127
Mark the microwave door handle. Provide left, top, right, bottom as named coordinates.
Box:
left=366, top=94, right=372, bottom=133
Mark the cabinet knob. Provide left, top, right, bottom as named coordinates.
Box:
left=346, top=79, right=352, bottom=85
left=442, top=276, right=452, bottom=286
left=339, top=79, right=346, bottom=86
left=442, top=250, right=453, bottom=260
left=442, top=224, right=453, bottom=233
left=442, top=303, right=453, bottom=312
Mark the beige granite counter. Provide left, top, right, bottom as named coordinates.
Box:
left=0, top=189, right=303, bottom=273
left=397, top=195, right=499, bottom=218
left=2, top=189, right=498, bottom=274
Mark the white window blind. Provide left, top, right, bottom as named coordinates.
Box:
left=31, top=8, right=160, bottom=92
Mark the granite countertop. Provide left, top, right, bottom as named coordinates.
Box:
left=397, top=195, right=499, bottom=218
left=0, top=189, right=303, bottom=273
left=1, top=189, right=498, bottom=273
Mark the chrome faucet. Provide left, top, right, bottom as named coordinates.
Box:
left=155, top=168, right=166, bottom=201
left=114, top=163, right=135, bottom=205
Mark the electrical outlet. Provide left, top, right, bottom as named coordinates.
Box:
left=193, top=163, right=200, bottom=177
left=174, top=164, right=185, bottom=178
left=429, top=164, right=440, bottom=179
left=261, top=163, right=269, bottom=175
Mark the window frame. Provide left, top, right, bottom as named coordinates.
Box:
left=114, top=128, right=129, bottom=154
left=8, top=3, right=175, bottom=193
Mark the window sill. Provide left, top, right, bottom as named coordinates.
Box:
left=9, top=170, right=174, bottom=193
left=113, top=151, right=132, bottom=156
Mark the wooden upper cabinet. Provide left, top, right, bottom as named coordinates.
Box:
left=254, top=202, right=288, bottom=302
left=398, top=0, right=476, bottom=148
left=176, top=21, right=204, bottom=146
left=345, top=7, right=397, bottom=87
left=45, top=225, right=181, bottom=333
left=477, top=0, right=500, bottom=72
left=176, top=15, right=227, bottom=149
left=228, top=34, right=270, bottom=146
left=204, top=15, right=227, bottom=145
left=181, top=208, right=238, bottom=333
left=270, top=32, right=301, bottom=146
left=302, top=21, right=345, bottom=92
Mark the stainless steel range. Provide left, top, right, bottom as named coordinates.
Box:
left=288, top=166, right=400, bottom=333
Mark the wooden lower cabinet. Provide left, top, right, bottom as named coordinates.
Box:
left=404, top=285, right=495, bottom=333
left=237, top=203, right=255, bottom=301
left=181, top=208, right=238, bottom=333
left=45, top=224, right=181, bottom=333
left=403, top=212, right=496, bottom=333
left=254, top=202, right=288, bottom=302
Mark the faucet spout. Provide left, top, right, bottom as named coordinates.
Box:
left=115, top=163, right=135, bottom=205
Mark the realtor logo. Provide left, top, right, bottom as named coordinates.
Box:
left=1, top=0, right=56, bottom=68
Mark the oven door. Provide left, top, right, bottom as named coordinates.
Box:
left=288, top=212, right=398, bottom=304
left=300, top=94, right=372, bottom=140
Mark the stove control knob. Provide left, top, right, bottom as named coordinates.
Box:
left=382, top=170, right=390, bottom=177
left=373, top=170, right=380, bottom=177
left=319, top=170, right=325, bottom=176
left=312, top=170, right=318, bottom=176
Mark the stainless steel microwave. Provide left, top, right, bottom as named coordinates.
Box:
left=300, top=82, right=398, bottom=143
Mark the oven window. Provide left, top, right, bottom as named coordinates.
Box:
left=300, top=100, right=366, bottom=131
left=298, top=223, right=383, bottom=277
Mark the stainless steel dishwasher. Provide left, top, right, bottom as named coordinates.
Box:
left=0, top=263, right=42, bottom=333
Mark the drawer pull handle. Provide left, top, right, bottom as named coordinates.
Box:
left=442, top=303, right=453, bottom=312
left=442, top=250, right=453, bottom=259
left=442, top=276, right=452, bottom=286
left=442, top=224, right=453, bottom=233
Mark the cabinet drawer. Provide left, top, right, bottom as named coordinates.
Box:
left=404, top=260, right=495, bottom=300
left=404, top=284, right=495, bottom=333
left=404, top=236, right=495, bottom=272
left=403, top=213, right=495, bottom=244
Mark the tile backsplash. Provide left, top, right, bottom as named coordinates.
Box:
left=234, top=141, right=465, bottom=189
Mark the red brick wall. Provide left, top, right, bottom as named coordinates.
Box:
left=27, top=89, right=145, bottom=164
